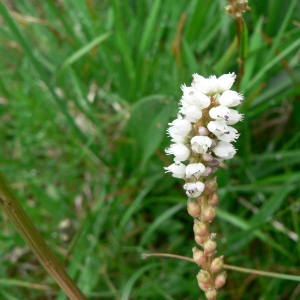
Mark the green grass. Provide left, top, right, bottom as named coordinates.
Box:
left=0, top=0, right=300, bottom=299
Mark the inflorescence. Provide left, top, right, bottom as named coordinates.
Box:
left=164, top=73, right=243, bottom=300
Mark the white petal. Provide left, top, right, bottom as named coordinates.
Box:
left=217, top=73, right=236, bottom=92
left=207, top=120, right=239, bottom=142
left=183, top=181, right=205, bottom=198
left=218, top=90, right=243, bottom=107
left=180, top=105, right=202, bottom=123
left=209, top=106, right=243, bottom=125
left=164, top=162, right=186, bottom=178
left=168, top=118, right=192, bottom=136
left=181, top=86, right=211, bottom=108
left=190, top=136, right=212, bottom=154
left=192, top=74, right=217, bottom=95
left=185, top=163, right=206, bottom=179
left=211, top=141, right=236, bottom=159
left=165, top=144, right=190, bottom=161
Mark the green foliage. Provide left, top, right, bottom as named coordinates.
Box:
left=0, top=0, right=299, bottom=299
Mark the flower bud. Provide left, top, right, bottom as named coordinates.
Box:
left=192, top=247, right=207, bottom=266
left=210, top=255, right=224, bottom=273
left=209, top=159, right=220, bottom=167
left=187, top=199, right=201, bottom=218
left=196, top=269, right=211, bottom=284
left=204, top=177, right=218, bottom=194
left=203, top=235, right=217, bottom=254
left=195, top=235, right=205, bottom=245
left=214, top=271, right=227, bottom=288
left=203, top=204, right=217, bottom=222
left=198, top=126, right=209, bottom=136
left=193, top=219, right=209, bottom=236
left=205, top=288, right=218, bottom=300
left=211, top=139, right=217, bottom=147
left=202, top=167, right=212, bottom=177
left=208, top=192, right=219, bottom=205
left=202, top=153, right=214, bottom=162
left=198, top=281, right=210, bottom=291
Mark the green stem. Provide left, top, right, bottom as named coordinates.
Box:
left=0, top=172, right=87, bottom=300
left=142, top=252, right=300, bottom=282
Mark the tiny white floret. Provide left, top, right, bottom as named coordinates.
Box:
left=185, top=163, right=206, bottom=179
left=216, top=73, right=236, bottom=93
left=183, top=181, right=205, bottom=198
left=207, top=120, right=239, bottom=142
left=164, top=162, right=186, bottom=178
left=209, top=105, right=243, bottom=125
left=165, top=143, right=190, bottom=161
left=218, top=90, right=243, bottom=107
left=211, top=141, right=236, bottom=160
left=190, top=136, right=212, bottom=154
left=180, top=104, right=202, bottom=123
left=168, top=118, right=192, bottom=136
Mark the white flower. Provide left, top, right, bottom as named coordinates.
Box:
left=168, top=128, right=189, bottom=143
left=168, top=118, right=192, bottom=136
left=179, top=104, right=202, bottom=123
left=190, top=136, right=212, bottom=154
left=209, top=105, right=243, bottom=125
left=218, top=90, right=243, bottom=107
left=164, top=162, right=186, bottom=178
left=165, top=143, right=190, bottom=161
left=192, top=74, right=218, bottom=95
left=185, top=163, right=206, bottom=179
left=180, top=85, right=210, bottom=108
left=207, top=120, right=239, bottom=142
left=183, top=181, right=205, bottom=198
left=211, top=141, right=236, bottom=159
left=216, top=73, right=236, bottom=93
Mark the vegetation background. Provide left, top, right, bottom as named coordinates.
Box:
left=0, top=0, right=299, bottom=299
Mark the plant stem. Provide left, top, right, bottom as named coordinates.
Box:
left=142, top=252, right=300, bottom=282
left=0, top=172, right=87, bottom=300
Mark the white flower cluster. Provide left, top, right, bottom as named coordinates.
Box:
left=164, top=73, right=243, bottom=198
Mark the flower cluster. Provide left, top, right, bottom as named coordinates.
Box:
left=164, top=73, right=243, bottom=300
left=165, top=73, right=243, bottom=190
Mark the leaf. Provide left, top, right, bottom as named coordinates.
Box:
left=125, top=95, right=172, bottom=166
left=61, top=32, right=112, bottom=68
left=121, top=263, right=159, bottom=300
left=139, top=203, right=184, bottom=247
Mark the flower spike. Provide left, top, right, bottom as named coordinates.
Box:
left=164, top=72, right=243, bottom=299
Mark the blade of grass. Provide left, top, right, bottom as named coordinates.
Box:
left=0, top=3, right=106, bottom=164
left=139, top=203, right=185, bottom=247
left=245, top=37, right=300, bottom=93
left=266, top=0, right=298, bottom=63
left=61, top=32, right=112, bottom=68
left=121, top=263, right=159, bottom=300
left=137, top=0, right=161, bottom=60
